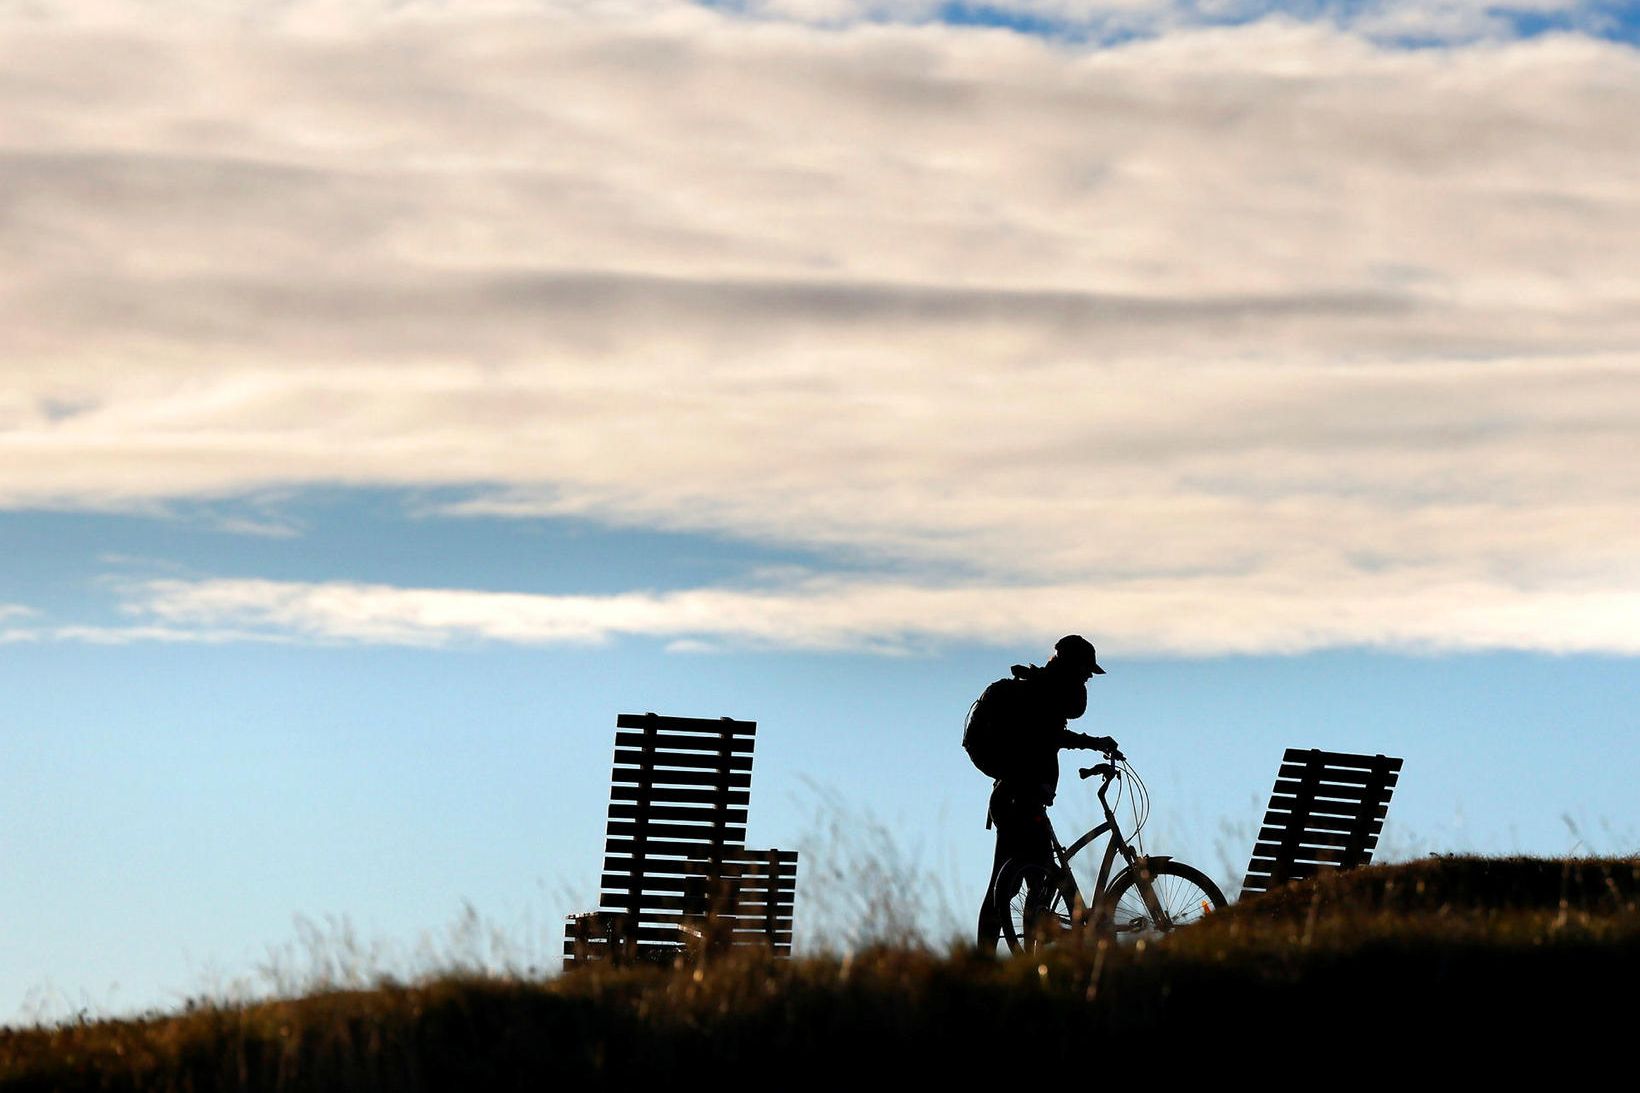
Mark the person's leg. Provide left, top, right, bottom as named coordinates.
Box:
left=975, top=784, right=1015, bottom=953
left=1013, top=805, right=1056, bottom=941
left=975, top=829, right=1009, bottom=953
left=977, top=786, right=1048, bottom=953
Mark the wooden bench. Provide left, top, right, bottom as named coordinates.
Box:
left=678, top=849, right=799, bottom=956
left=563, top=712, right=798, bottom=966
left=1241, top=748, right=1404, bottom=899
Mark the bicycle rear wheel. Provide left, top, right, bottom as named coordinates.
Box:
left=994, top=858, right=1075, bottom=955
left=1098, top=859, right=1225, bottom=942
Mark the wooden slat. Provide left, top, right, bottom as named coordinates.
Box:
left=1261, top=810, right=1381, bottom=834
left=601, top=860, right=798, bottom=882
left=603, top=859, right=729, bottom=880
left=714, top=914, right=795, bottom=929
left=1250, top=844, right=1367, bottom=865
left=1277, top=763, right=1398, bottom=787
left=610, top=785, right=751, bottom=806
left=624, top=925, right=707, bottom=942
left=692, top=853, right=793, bottom=866
left=611, top=768, right=753, bottom=788
left=1249, top=840, right=1378, bottom=867
left=617, top=910, right=793, bottom=935
left=605, top=820, right=746, bottom=842
left=1257, top=825, right=1381, bottom=849
left=607, top=804, right=749, bottom=824
left=603, top=858, right=800, bottom=880
left=594, top=911, right=795, bottom=935
left=614, top=730, right=755, bottom=754
left=600, top=894, right=755, bottom=914
left=1246, top=859, right=1323, bottom=881
left=602, top=873, right=696, bottom=892
left=592, top=915, right=793, bottom=943
left=605, top=837, right=743, bottom=859
left=604, top=841, right=735, bottom=863
left=562, top=941, right=701, bottom=960
left=709, top=850, right=800, bottom=865
left=716, top=900, right=792, bottom=914
left=1267, top=795, right=1390, bottom=820
left=673, top=934, right=797, bottom=948
left=721, top=879, right=797, bottom=893
left=614, top=748, right=755, bottom=772
left=1267, top=841, right=1379, bottom=863
left=616, top=713, right=756, bottom=736
left=680, top=865, right=798, bottom=885
left=670, top=922, right=795, bottom=938
left=1269, top=777, right=1393, bottom=803
left=1280, top=748, right=1401, bottom=772
left=603, top=872, right=798, bottom=893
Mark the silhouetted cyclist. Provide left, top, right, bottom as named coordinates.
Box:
left=972, top=634, right=1116, bottom=954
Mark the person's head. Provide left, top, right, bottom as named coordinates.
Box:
left=1049, top=634, right=1105, bottom=680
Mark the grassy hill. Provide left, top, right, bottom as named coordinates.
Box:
left=5, top=855, right=1637, bottom=1088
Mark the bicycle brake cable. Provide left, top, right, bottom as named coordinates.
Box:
left=1125, top=760, right=1151, bottom=849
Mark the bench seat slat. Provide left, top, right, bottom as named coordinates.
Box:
left=616, top=713, right=756, bottom=736
left=612, top=768, right=753, bottom=788
left=1266, top=795, right=1389, bottom=820
left=1269, top=777, right=1396, bottom=803
left=610, top=785, right=751, bottom=806
left=607, top=804, right=750, bottom=824
left=1257, top=826, right=1381, bottom=849
left=1277, top=763, right=1399, bottom=787
left=1280, top=748, right=1402, bottom=772
left=614, top=747, right=756, bottom=772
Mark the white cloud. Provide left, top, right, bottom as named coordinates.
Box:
left=109, top=575, right=1640, bottom=656
left=1, top=5, right=1637, bottom=655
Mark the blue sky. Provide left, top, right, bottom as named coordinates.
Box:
left=3, top=0, right=1639, bottom=1020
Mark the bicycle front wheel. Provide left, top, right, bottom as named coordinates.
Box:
left=1098, top=859, right=1226, bottom=942
left=994, top=858, right=1075, bottom=955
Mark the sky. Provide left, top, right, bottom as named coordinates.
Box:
left=3, top=0, right=1639, bottom=1021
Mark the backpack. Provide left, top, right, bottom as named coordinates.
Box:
left=962, top=675, right=1030, bottom=779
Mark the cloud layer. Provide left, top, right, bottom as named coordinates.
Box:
left=36, top=576, right=1619, bottom=656
left=3, top=3, right=1638, bottom=654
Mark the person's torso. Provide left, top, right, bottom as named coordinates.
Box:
left=997, top=666, right=1085, bottom=799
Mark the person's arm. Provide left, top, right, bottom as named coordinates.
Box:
left=1059, top=729, right=1117, bottom=753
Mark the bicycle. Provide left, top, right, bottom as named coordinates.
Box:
left=992, top=750, right=1227, bottom=953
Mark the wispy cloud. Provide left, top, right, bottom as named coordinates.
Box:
left=90, top=575, right=1640, bottom=656
left=4, top=1, right=1624, bottom=44
left=0, top=623, right=298, bottom=646
left=721, top=0, right=1626, bottom=45
left=2, top=4, right=1637, bottom=655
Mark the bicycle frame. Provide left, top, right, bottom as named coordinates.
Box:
left=1043, top=764, right=1166, bottom=927
left=995, top=757, right=1225, bottom=951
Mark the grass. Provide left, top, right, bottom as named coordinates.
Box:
left=5, top=854, right=1638, bottom=1087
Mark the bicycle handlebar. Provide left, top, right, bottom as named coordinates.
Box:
left=1078, top=758, right=1124, bottom=781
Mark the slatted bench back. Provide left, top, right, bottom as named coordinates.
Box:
left=681, top=849, right=799, bottom=956
left=564, top=713, right=797, bottom=965
left=1241, top=748, right=1403, bottom=899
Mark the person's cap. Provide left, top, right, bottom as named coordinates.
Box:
left=1054, top=634, right=1105, bottom=674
